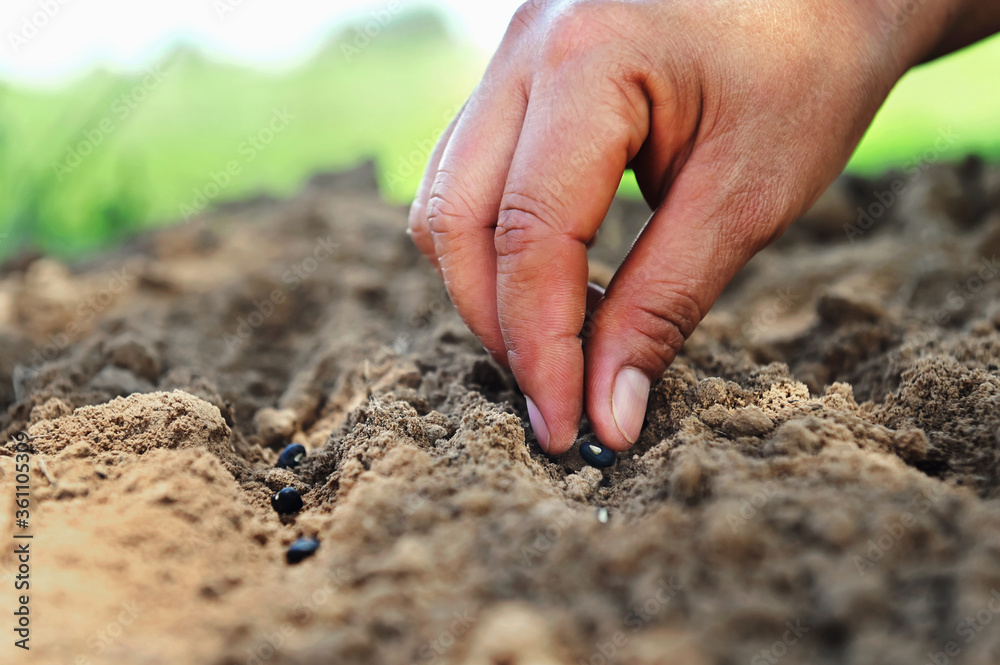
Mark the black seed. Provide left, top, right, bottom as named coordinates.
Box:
left=271, top=487, right=303, bottom=514
left=286, top=537, right=319, bottom=564
left=276, top=443, right=307, bottom=469
left=579, top=439, right=616, bottom=469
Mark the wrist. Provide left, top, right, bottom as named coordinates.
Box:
left=861, top=0, right=1000, bottom=70
left=922, top=0, right=1000, bottom=60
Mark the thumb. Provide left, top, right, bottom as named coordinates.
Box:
left=584, top=156, right=790, bottom=450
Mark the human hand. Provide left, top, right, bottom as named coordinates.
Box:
left=408, top=0, right=996, bottom=454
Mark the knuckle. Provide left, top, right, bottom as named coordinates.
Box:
left=494, top=213, right=542, bottom=264
left=500, top=190, right=562, bottom=228
left=539, top=1, right=628, bottom=64
left=407, top=200, right=429, bottom=237
left=407, top=201, right=437, bottom=263
left=425, top=174, right=480, bottom=239
left=628, top=290, right=703, bottom=368
left=425, top=194, right=458, bottom=237
left=494, top=192, right=562, bottom=260
left=509, top=0, right=545, bottom=35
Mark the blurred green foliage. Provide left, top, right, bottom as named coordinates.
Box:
left=0, top=12, right=997, bottom=259
left=0, top=12, right=483, bottom=257
left=848, top=33, right=1000, bottom=172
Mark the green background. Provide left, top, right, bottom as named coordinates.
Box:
left=1, top=11, right=997, bottom=259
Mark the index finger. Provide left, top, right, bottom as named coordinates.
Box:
left=495, top=70, right=648, bottom=454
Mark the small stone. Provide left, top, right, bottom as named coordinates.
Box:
left=694, top=378, right=728, bottom=408
left=699, top=404, right=729, bottom=428
left=276, top=443, right=307, bottom=469
left=721, top=406, right=775, bottom=438
left=104, top=334, right=162, bottom=382
left=565, top=467, right=602, bottom=501
left=579, top=439, right=616, bottom=469
left=596, top=507, right=610, bottom=523
left=271, top=487, right=303, bottom=514
left=286, top=537, right=319, bottom=564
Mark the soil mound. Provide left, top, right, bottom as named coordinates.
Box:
left=2, top=160, right=1000, bottom=664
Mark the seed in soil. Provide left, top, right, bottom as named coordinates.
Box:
left=286, top=537, right=320, bottom=564
left=276, top=443, right=306, bottom=469
left=596, top=507, right=610, bottom=523
left=271, top=487, right=303, bottom=514
left=579, top=439, right=616, bottom=468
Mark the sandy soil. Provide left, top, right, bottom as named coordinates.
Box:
left=2, top=159, right=1000, bottom=665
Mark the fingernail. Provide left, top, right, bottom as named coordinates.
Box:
left=612, top=367, right=650, bottom=444
left=525, top=396, right=550, bottom=453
